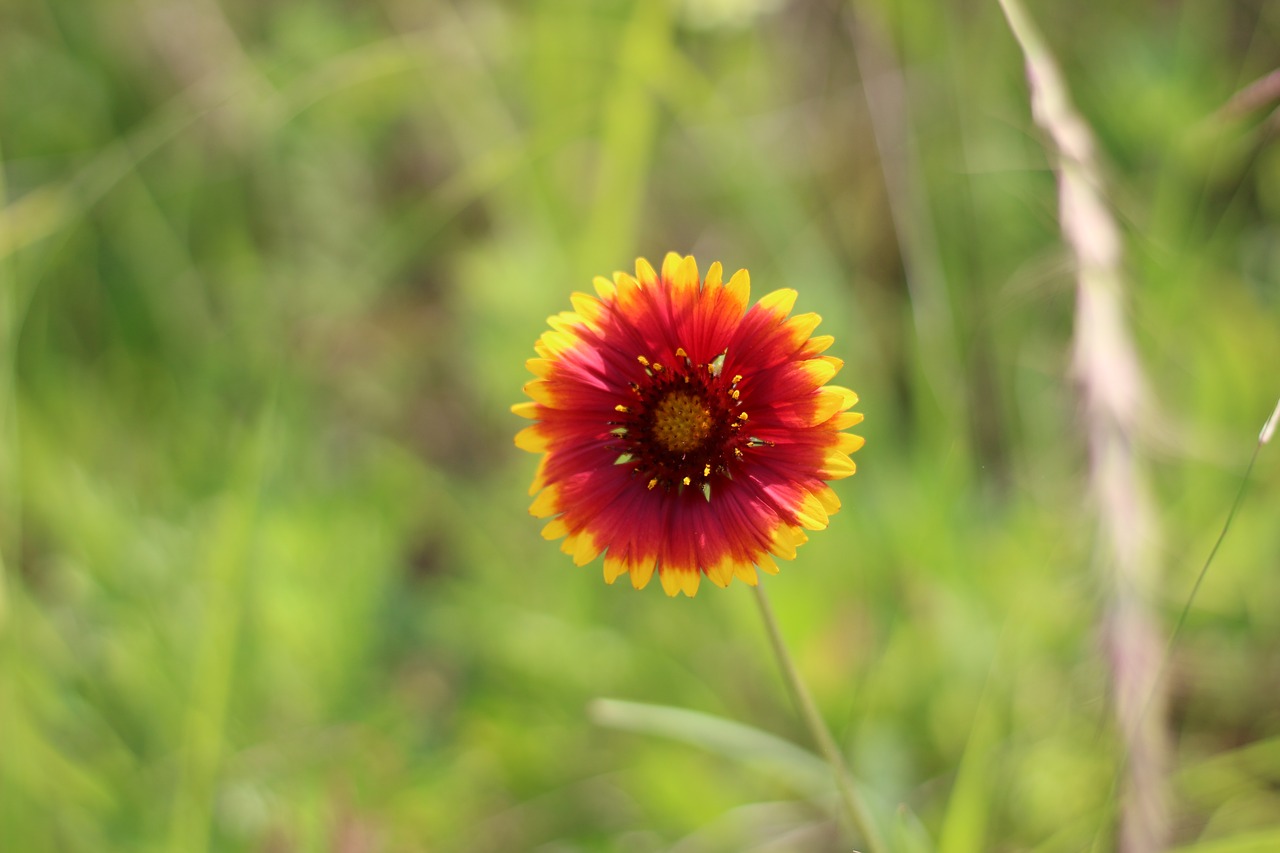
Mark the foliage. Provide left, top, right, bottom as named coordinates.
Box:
left=2, top=1, right=1278, bottom=851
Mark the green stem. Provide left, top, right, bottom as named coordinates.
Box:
left=752, top=583, right=886, bottom=853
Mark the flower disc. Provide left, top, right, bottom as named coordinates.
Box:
left=513, top=253, right=864, bottom=596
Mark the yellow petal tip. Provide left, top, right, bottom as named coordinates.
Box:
left=794, top=490, right=830, bottom=531
left=706, top=558, right=734, bottom=588
left=514, top=425, right=550, bottom=452
left=592, top=275, right=616, bottom=300
left=820, top=449, right=857, bottom=479
left=635, top=258, right=658, bottom=285
left=529, top=486, right=559, bottom=518
left=837, top=432, right=866, bottom=454
left=522, top=379, right=555, bottom=407
left=758, top=288, right=798, bottom=317
left=726, top=269, right=751, bottom=310
left=705, top=261, right=723, bottom=289
left=630, top=556, right=657, bottom=590
left=603, top=555, right=628, bottom=584
left=673, top=254, right=699, bottom=291
left=541, top=518, right=569, bottom=541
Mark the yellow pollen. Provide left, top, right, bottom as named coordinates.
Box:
left=652, top=391, right=714, bottom=453
left=615, top=404, right=630, bottom=413
left=637, top=355, right=650, bottom=366
left=647, top=478, right=658, bottom=490
left=682, top=476, right=691, bottom=486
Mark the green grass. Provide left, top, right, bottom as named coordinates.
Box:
left=2, top=0, right=1279, bottom=850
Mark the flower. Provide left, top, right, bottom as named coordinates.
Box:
left=513, top=253, right=864, bottom=597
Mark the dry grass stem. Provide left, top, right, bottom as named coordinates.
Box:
left=1259, top=397, right=1280, bottom=445
left=995, top=1, right=1167, bottom=850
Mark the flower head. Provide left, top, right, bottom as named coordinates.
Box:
left=513, top=253, right=864, bottom=597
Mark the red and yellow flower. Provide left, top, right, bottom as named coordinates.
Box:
left=513, top=253, right=863, bottom=597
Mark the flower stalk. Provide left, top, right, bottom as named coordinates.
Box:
left=752, top=583, right=886, bottom=853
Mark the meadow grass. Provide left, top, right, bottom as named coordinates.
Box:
left=2, top=1, right=1279, bottom=851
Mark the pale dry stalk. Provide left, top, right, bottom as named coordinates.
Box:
left=996, top=2, right=1167, bottom=850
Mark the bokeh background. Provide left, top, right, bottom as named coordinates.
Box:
left=2, top=0, right=1279, bottom=851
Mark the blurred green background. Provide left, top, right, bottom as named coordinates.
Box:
left=2, top=0, right=1279, bottom=850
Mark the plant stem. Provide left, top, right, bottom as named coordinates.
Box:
left=752, top=583, right=886, bottom=853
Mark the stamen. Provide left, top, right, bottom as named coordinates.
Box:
left=647, top=478, right=658, bottom=490
left=637, top=355, right=650, bottom=366
left=682, top=476, right=691, bottom=486
left=615, top=404, right=630, bottom=413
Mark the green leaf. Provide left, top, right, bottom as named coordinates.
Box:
left=589, top=697, right=831, bottom=803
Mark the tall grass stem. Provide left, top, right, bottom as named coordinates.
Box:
left=1145, top=397, right=1280, bottom=740
left=995, top=1, right=1167, bottom=849
left=0, top=140, right=16, bottom=628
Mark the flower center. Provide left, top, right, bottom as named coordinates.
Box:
left=607, top=348, right=760, bottom=498
left=651, top=391, right=713, bottom=453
